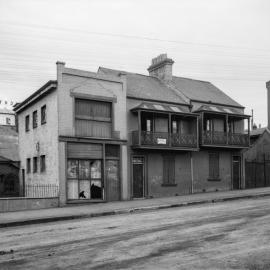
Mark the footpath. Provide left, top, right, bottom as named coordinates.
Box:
left=1, top=187, right=270, bottom=228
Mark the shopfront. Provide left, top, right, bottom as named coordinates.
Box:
left=66, top=142, right=121, bottom=202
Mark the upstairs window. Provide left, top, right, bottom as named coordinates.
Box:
left=33, top=157, right=38, bottom=173
left=209, top=152, right=220, bottom=180
left=75, top=99, right=112, bottom=138
left=41, top=105, right=46, bottom=125
left=25, top=115, right=30, bottom=131
left=6, top=117, right=11, bottom=125
left=33, top=110, right=38, bottom=128
left=26, top=158, right=31, bottom=173
left=40, top=155, right=46, bottom=172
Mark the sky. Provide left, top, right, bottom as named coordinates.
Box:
left=0, top=0, right=270, bottom=126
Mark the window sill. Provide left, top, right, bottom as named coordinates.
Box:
left=207, top=178, right=221, bottom=182
left=161, top=183, right=177, bottom=187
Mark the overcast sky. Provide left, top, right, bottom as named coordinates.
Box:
left=0, top=0, right=270, bottom=126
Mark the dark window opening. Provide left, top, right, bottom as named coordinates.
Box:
left=33, top=157, right=38, bottom=173
left=25, top=115, right=30, bottom=131
left=26, top=158, right=31, bottom=173
left=33, top=110, right=38, bottom=128
left=41, top=105, right=46, bottom=125
left=40, top=155, right=46, bottom=172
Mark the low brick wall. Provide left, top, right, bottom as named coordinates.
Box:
left=0, top=197, right=59, bottom=212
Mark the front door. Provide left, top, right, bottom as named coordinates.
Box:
left=132, top=157, right=145, bottom=198
left=232, top=156, right=241, bottom=189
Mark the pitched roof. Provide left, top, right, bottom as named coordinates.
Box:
left=98, top=67, right=243, bottom=109
left=194, top=104, right=248, bottom=117
left=172, top=76, right=243, bottom=108
left=0, top=126, right=19, bottom=161
left=98, top=67, right=189, bottom=105
left=250, top=127, right=269, bottom=137
left=14, top=80, right=57, bottom=113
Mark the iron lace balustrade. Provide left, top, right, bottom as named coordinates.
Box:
left=132, top=131, right=198, bottom=148
left=202, top=131, right=249, bottom=147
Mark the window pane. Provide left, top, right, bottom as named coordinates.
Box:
left=79, top=180, right=90, bottom=199
left=79, top=160, right=90, bottom=179
left=105, top=145, right=120, bottom=158
left=67, top=180, right=78, bottom=199
left=67, top=160, right=78, bottom=178
left=91, top=180, right=102, bottom=199
left=90, top=160, right=101, bottom=179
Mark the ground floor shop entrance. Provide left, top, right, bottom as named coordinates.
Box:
left=66, top=142, right=121, bottom=202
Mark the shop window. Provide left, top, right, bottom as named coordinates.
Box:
left=25, top=115, right=30, bottom=132
left=33, top=110, right=38, bottom=128
left=105, top=145, right=120, bottom=158
left=33, top=157, right=38, bottom=173
left=209, top=152, right=220, bottom=180
left=40, top=155, right=46, bottom=172
left=41, top=105, right=46, bottom=125
left=163, top=155, right=175, bottom=185
left=67, top=159, right=103, bottom=200
left=75, top=99, right=112, bottom=138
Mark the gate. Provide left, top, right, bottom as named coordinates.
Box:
left=245, top=155, right=270, bottom=188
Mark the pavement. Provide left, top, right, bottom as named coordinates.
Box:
left=1, top=187, right=270, bottom=228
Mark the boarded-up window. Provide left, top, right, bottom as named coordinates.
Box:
left=75, top=99, right=112, bottom=138
left=163, top=155, right=175, bottom=185
left=209, top=152, right=219, bottom=179
left=41, top=105, right=46, bottom=125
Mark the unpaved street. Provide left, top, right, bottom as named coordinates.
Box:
left=1, top=197, right=270, bottom=270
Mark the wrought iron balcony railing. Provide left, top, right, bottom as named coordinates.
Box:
left=202, top=131, right=249, bottom=147
left=132, top=131, right=198, bottom=149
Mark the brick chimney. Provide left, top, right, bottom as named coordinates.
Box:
left=148, top=54, right=174, bottom=81
left=267, top=81, right=270, bottom=129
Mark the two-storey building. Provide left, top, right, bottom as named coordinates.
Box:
left=15, top=54, right=250, bottom=205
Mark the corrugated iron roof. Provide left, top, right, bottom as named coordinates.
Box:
left=131, top=102, right=191, bottom=114
left=194, top=104, right=249, bottom=117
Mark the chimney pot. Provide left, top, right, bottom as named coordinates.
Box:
left=148, top=54, right=174, bottom=81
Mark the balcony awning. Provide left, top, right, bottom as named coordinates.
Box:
left=131, top=102, right=196, bottom=115
left=194, top=105, right=250, bottom=118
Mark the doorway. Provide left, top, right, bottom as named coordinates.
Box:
left=132, top=156, right=145, bottom=198
left=232, top=156, right=241, bottom=189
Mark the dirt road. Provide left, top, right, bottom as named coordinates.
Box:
left=1, top=197, right=270, bottom=269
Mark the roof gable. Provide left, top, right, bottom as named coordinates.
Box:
left=172, top=76, right=243, bottom=108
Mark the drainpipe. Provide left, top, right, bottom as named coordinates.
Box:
left=190, top=152, right=194, bottom=194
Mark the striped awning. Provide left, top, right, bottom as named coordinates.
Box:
left=131, top=102, right=191, bottom=114
left=194, top=105, right=250, bottom=117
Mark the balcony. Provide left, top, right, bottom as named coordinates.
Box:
left=202, top=131, right=249, bottom=148
left=132, top=131, right=198, bottom=150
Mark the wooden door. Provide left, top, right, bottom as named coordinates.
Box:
left=106, top=160, right=120, bottom=201
left=132, top=157, right=144, bottom=198
left=233, top=156, right=241, bottom=189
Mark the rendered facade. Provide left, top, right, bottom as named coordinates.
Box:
left=14, top=54, right=250, bottom=205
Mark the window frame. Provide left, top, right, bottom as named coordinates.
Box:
left=40, top=155, right=46, bottom=172
left=25, top=115, right=30, bottom=132
left=162, top=155, right=176, bottom=186
left=208, top=152, right=220, bottom=181
left=74, top=98, right=113, bottom=138
left=32, top=110, right=38, bottom=129
left=33, top=157, right=38, bottom=173
left=26, top=158, right=31, bottom=173
left=41, top=105, right=47, bottom=125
